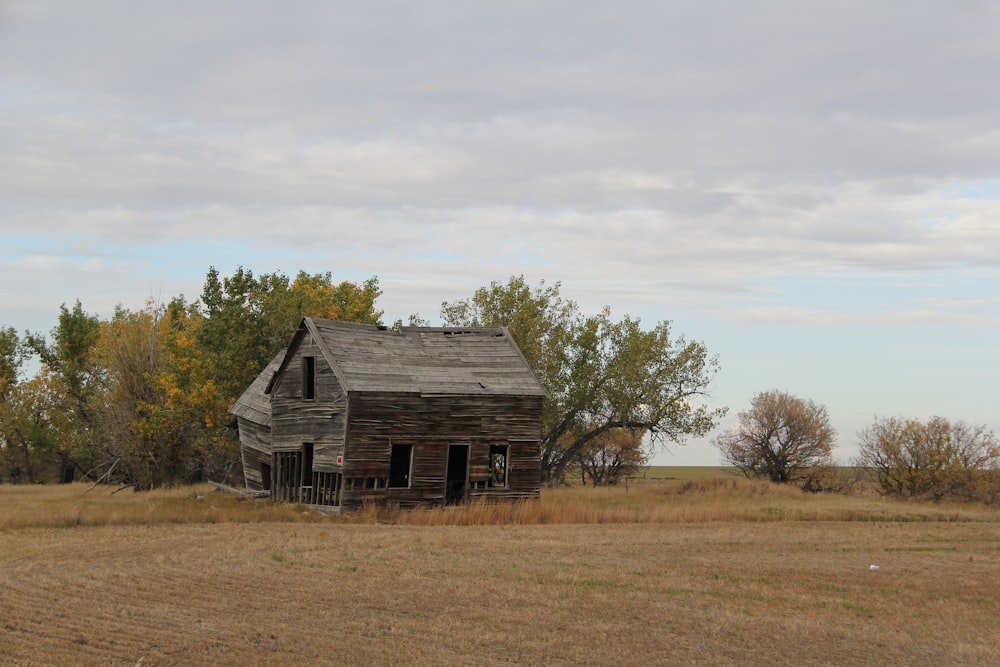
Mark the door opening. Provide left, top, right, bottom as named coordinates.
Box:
left=445, top=445, right=469, bottom=505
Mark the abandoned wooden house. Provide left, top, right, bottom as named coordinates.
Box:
left=229, top=317, right=547, bottom=510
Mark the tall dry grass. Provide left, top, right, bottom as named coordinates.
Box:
left=0, top=482, right=319, bottom=531
left=3, top=476, right=996, bottom=531
left=392, top=477, right=999, bottom=526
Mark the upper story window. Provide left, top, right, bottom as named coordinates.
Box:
left=303, top=356, right=316, bottom=400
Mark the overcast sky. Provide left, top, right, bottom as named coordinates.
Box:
left=2, top=1, right=998, bottom=465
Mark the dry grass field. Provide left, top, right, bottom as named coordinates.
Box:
left=2, top=478, right=999, bottom=666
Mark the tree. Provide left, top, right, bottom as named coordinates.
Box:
left=85, top=297, right=240, bottom=489
left=25, top=300, right=103, bottom=423
left=0, top=327, right=72, bottom=483
left=2, top=268, right=386, bottom=488
left=0, top=326, right=29, bottom=399
left=197, top=266, right=383, bottom=400
left=0, top=370, right=70, bottom=483
left=152, top=298, right=235, bottom=483
left=91, top=267, right=386, bottom=489
left=857, top=416, right=1000, bottom=502
left=94, top=302, right=168, bottom=488
left=0, top=327, right=33, bottom=481
left=86, top=285, right=309, bottom=489
left=22, top=302, right=104, bottom=481
left=441, top=276, right=724, bottom=484
left=715, top=390, right=835, bottom=485
left=573, top=425, right=649, bottom=486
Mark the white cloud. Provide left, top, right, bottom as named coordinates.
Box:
left=13, top=254, right=65, bottom=271
left=2, top=0, right=999, bottom=463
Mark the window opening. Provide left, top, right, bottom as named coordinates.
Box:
left=488, top=445, right=509, bottom=488
left=388, top=444, right=413, bottom=488
left=303, top=356, right=316, bottom=400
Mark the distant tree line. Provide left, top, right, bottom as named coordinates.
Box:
left=715, top=389, right=1000, bottom=504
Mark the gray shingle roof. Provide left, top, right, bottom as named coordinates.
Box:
left=306, top=318, right=547, bottom=397
left=229, top=319, right=547, bottom=423
left=229, top=352, right=284, bottom=426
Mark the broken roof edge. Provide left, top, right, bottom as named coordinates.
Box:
left=240, top=317, right=548, bottom=400
left=496, top=325, right=549, bottom=399
left=398, top=324, right=506, bottom=335
left=228, top=350, right=285, bottom=424
left=301, top=317, right=508, bottom=337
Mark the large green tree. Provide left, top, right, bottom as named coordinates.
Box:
left=0, top=327, right=74, bottom=483
left=0, top=326, right=28, bottom=400
left=22, top=301, right=104, bottom=481
left=0, top=327, right=32, bottom=481
left=25, top=300, right=103, bottom=427
left=441, top=276, right=725, bottom=484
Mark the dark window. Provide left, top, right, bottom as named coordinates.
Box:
left=389, top=444, right=413, bottom=488
left=303, top=356, right=316, bottom=400
left=488, top=445, right=509, bottom=488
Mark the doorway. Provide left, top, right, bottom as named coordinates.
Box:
left=445, top=445, right=469, bottom=505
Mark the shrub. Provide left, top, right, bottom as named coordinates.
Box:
left=856, top=416, right=1000, bottom=503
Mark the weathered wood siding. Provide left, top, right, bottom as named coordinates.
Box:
left=269, top=333, right=347, bottom=472
left=237, top=416, right=272, bottom=491
left=340, top=391, right=543, bottom=508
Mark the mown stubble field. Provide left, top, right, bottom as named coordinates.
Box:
left=1, top=481, right=999, bottom=666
